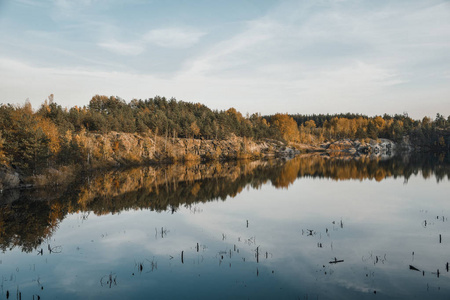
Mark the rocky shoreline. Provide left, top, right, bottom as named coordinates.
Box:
left=321, top=138, right=396, bottom=157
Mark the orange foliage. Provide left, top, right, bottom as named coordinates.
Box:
left=36, top=116, right=60, bottom=154
left=226, top=107, right=244, bottom=121
left=271, top=113, right=300, bottom=142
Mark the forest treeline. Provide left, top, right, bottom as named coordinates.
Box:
left=286, top=112, right=450, bottom=148
left=0, top=94, right=449, bottom=174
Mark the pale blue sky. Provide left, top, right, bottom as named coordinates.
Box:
left=0, top=0, right=449, bottom=118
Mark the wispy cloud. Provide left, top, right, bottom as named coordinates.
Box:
left=173, top=0, right=450, bottom=115
left=144, top=27, right=206, bottom=49
left=184, top=0, right=450, bottom=76
left=1, top=0, right=449, bottom=118
left=181, top=20, right=279, bottom=77
left=52, top=0, right=101, bottom=9
left=98, top=39, right=144, bottom=56
left=13, top=0, right=47, bottom=7
left=97, top=27, right=206, bottom=56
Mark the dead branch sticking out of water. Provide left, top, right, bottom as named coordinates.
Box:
left=409, top=265, right=420, bottom=271
left=329, top=257, right=344, bottom=264
left=47, top=244, right=62, bottom=254
left=100, top=272, right=117, bottom=288
left=145, top=258, right=158, bottom=272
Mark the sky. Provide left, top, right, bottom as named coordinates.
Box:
left=0, top=0, right=449, bottom=119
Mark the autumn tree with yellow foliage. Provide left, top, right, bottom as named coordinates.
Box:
left=270, top=114, right=300, bottom=142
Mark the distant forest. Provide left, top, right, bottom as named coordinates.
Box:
left=0, top=95, right=449, bottom=173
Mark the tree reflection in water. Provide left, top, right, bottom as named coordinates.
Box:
left=1, top=153, right=449, bottom=252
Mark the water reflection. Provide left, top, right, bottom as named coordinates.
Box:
left=0, top=153, right=450, bottom=299
left=1, top=154, right=450, bottom=253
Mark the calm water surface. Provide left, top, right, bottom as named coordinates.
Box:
left=1, top=154, right=450, bottom=299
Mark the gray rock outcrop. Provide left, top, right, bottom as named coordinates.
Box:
left=323, top=138, right=395, bottom=158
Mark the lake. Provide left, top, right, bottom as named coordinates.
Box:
left=1, top=153, right=450, bottom=299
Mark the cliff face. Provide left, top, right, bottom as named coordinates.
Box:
left=0, top=132, right=300, bottom=190
left=75, top=132, right=298, bottom=167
